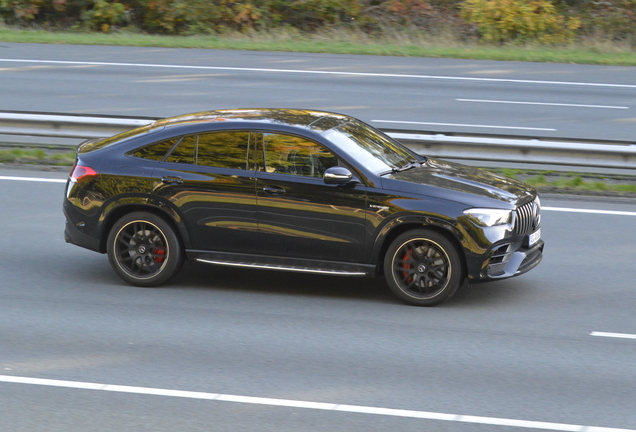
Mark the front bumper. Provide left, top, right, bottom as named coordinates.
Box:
left=481, top=239, right=544, bottom=280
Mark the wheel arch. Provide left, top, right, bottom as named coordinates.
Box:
left=371, top=218, right=467, bottom=277
left=97, top=202, right=190, bottom=254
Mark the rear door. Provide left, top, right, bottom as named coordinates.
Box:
left=151, top=131, right=259, bottom=253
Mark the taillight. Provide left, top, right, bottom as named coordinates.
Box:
left=69, top=165, right=99, bottom=183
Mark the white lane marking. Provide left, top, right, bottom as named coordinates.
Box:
left=0, top=175, right=66, bottom=183
left=0, top=375, right=633, bottom=432
left=1, top=58, right=636, bottom=89
left=372, top=119, right=556, bottom=131
left=457, top=99, right=629, bottom=110
left=2, top=178, right=635, bottom=217
left=1, top=179, right=635, bottom=217
left=543, top=207, right=636, bottom=216
left=591, top=332, right=636, bottom=340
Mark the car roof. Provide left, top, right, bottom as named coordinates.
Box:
left=149, top=109, right=353, bottom=133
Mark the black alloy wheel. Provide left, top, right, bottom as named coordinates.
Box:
left=107, top=212, right=184, bottom=286
left=384, top=229, right=464, bottom=306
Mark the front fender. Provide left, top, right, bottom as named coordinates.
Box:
left=368, top=214, right=463, bottom=265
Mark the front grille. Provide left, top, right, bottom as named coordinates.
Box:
left=514, top=198, right=540, bottom=235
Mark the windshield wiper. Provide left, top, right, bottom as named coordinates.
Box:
left=379, top=158, right=428, bottom=176
left=400, top=158, right=428, bottom=171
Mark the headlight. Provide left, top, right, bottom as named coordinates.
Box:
left=464, top=208, right=513, bottom=227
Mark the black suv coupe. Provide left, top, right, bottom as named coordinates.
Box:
left=64, top=109, right=543, bottom=306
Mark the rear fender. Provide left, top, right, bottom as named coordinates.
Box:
left=97, top=195, right=191, bottom=253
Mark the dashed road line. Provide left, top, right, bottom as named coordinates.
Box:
left=0, top=175, right=66, bottom=183
left=372, top=119, right=556, bottom=131
left=1, top=177, right=636, bottom=218
left=2, top=58, right=636, bottom=89
left=591, top=332, right=636, bottom=340
left=0, top=375, right=633, bottom=432
left=456, top=99, right=629, bottom=110
left=543, top=207, right=636, bottom=217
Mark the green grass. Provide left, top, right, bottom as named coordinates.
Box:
left=499, top=168, right=521, bottom=179
left=0, top=148, right=75, bottom=165
left=490, top=168, right=636, bottom=194
left=614, top=184, right=636, bottom=193
left=523, top=173, right=636, bottom=194
left=1, top=25, right=636, bottom=66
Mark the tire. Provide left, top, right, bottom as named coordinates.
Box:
left=107, top=211, right=184, bottom=287
left=384, top=229, right=464, bottom=306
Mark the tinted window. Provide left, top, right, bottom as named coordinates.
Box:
left=130, top=138, right=178, bottom=161
left=197, top=131, right=250, bottom=169
left=261, top=133, right=337, bottom=178
left=324, top=120, right=416, bottom=174
left=80, top=125, right=152, bottom=154
left=165, top=136, right=195, bottom=164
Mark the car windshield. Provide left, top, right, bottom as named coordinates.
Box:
left=323, top=120, right=417, bottom=174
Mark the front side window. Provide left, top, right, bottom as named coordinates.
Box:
left=260, top=133, right=337, bottom=178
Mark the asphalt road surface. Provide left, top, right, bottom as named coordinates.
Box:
left=0, top=43, right=635, bottom=141
left=1, top=168, right=635, bottom=431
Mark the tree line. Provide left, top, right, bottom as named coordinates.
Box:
left=1, top=0, right=635, bottom=45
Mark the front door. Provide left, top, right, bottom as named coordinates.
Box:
left=254, top=132, right=367, bottom=263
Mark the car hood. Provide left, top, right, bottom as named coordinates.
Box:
left=381, top=158, right=536, bottom=206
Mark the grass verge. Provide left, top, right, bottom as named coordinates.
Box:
left=0, top=147, right=75, bottom=165
left=1, top=147, right=634, bottom=196
left=494, top=168, right=636, bottom=196
left=1, top=25, right=636, bottom=66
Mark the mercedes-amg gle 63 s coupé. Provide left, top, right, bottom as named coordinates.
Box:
left=64, top=109, right=543, bottom=306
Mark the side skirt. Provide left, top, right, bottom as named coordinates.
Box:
left=186, top=250, right=376, bottom=277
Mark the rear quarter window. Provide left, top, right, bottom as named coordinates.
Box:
left=129, top=138, right=179, bottom=161
left=79, top=125, right=152, bottom=153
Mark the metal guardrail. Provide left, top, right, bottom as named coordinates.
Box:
left=388, top=131, right=636, bottom=171
left=2, top=111, right=636, bottom=170
left=0, top=111, right=157, bottom=139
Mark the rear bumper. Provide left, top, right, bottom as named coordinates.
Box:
left=63, top=206, right=101, bottom=253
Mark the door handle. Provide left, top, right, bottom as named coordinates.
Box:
left=161, top=176, right=184, bottom=185
left=262, top=186, right=285, bottom=195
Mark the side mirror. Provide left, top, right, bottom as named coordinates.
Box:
left=324, top=166, right=355, bottom=185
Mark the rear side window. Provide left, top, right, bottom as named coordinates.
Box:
left=130, top=131, right=250, bottom=169
left=80, top=125, right=152, bottom=153
left=197, top=131, right=250, bottom=169
left=130, top=138, right=178, bottom=161
left=165, top=136, right=196, bottom=164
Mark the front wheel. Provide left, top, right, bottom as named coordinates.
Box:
left=107, top=212, right=184, bottom=287
left=384, top=229, right=464, bottom=306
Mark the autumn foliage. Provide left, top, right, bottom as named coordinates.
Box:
left=460, top=0, right=580, bottom=44
left=0, top=0, right=634, bottom=45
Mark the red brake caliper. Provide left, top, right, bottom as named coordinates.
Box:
left=154, top=248, right=166, bottom=263
left=402, top=249, right=413, bottom=283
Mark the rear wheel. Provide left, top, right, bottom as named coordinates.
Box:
left=107, top=212, right=183, bottom=286
left=384, top=229, right=464, bottom=306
